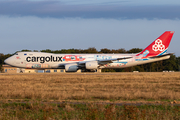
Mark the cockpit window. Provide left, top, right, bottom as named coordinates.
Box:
left=15, top=53, right=18, bottom=55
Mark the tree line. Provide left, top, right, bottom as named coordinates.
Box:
left=0, top=48, right=179, bottom=72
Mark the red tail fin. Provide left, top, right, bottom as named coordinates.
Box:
left=136, top=31, right=174, bottom=58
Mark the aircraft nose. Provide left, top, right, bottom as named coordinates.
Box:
left=4, top=58, right=11, bottom=65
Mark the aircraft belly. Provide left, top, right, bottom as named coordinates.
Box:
left=103, top=62, right=133, bottom=68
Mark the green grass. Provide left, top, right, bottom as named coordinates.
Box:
left=0, top=102, right=180, bottom=119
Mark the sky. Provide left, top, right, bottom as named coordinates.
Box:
left=0, top=0, right=180, bottom=56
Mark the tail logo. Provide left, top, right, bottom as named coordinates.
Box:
left=152, top=39, right=165, bottom=52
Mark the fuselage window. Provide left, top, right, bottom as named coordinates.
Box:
left=71, top=56, right=75, bottom=60
left=54, top=70, right=57, bottom=72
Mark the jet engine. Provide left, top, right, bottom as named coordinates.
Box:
left=85, top=61, right=98, bottom=69
left=65, top=64, right=78, bottom=72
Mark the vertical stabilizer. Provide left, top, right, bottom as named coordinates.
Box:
left=136, top=31, right=174, bottom=58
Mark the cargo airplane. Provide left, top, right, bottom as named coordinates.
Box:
left=5, top=31, right=174, bottom=72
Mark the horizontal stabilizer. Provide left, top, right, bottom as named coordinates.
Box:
left=149, top=53, right=174, bottom=59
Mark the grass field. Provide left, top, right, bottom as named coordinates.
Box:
left=0, top=102, right=180, bottom=120
left=0, top=72, right=180, bottom=102
left=0, top=72, right=180, bottom=119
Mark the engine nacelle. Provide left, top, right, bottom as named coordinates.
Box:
left=65, top=64, right=78, bottom=72
left=85, top=61, right=98, bottom=70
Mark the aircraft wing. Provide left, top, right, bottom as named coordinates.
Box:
left=78, top=57, right=132, bottom=66
left=97, top=57, right=132, bottom=65
left=98, top=57, right=132, bottom=63
left=52, top=57, right=132, bottom=69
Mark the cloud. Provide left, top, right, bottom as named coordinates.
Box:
left=0, top=1, right=179, bottom=19
left=27, top=0, right=180, bottom=6
left=0, top=16, right=179, bottom=56
left=0, top=1, right=179, bottom=56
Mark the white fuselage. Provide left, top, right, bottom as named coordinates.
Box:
left=4, top=52, right=170, bottom=69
